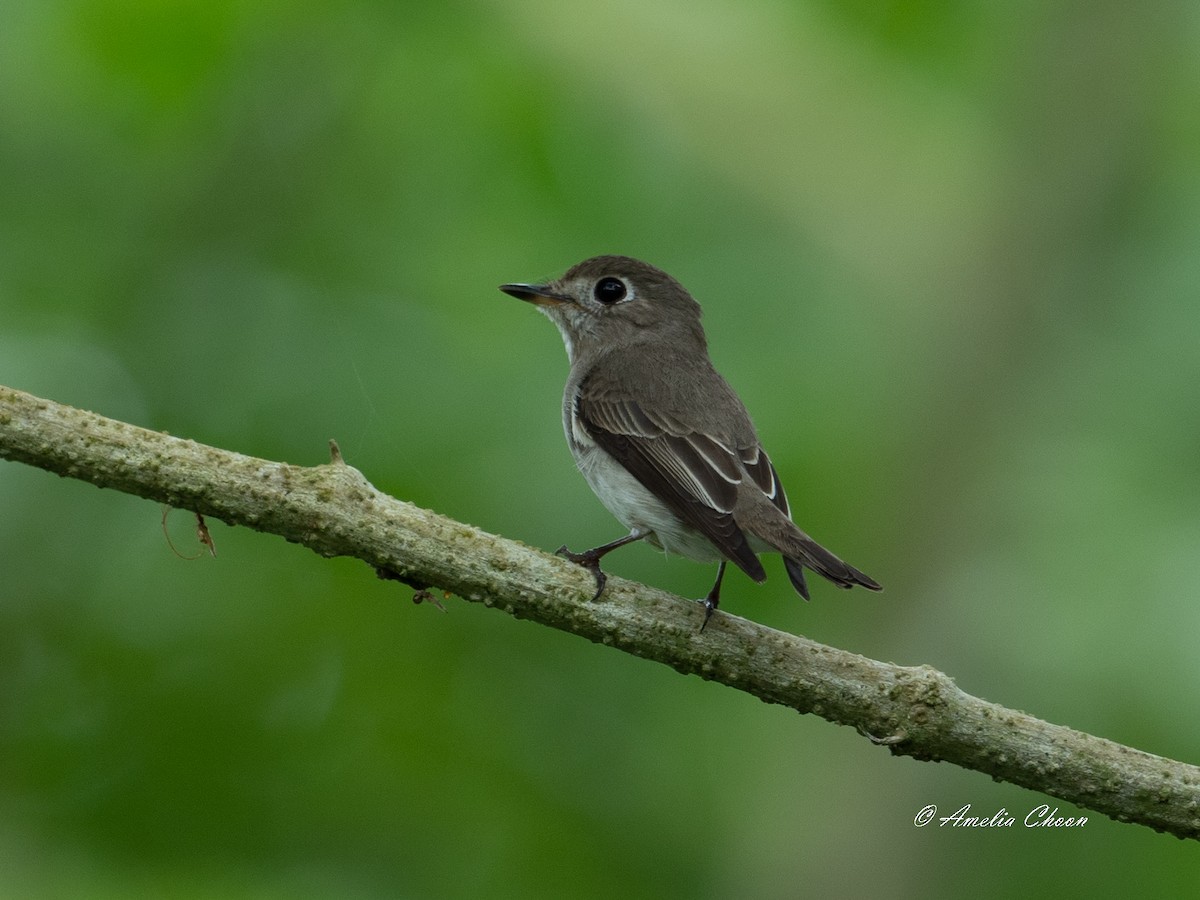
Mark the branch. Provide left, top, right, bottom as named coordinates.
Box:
left=2, top=383, right=1197, bottom=840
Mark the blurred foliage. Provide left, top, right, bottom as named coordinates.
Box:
left=2, top=0, right=1199, bottom=896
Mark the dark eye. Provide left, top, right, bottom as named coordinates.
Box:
left=594, top=276, right=627, bottom=304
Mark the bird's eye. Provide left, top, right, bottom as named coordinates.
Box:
left=594, top=276, right=627, bottom=304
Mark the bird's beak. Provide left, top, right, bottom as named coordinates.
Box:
left=499, top=282, right=571, bottom=307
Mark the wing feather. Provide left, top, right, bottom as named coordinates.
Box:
left=742, top=446, right=790, bottom=517
left=575, top=386, right=765, bottom=581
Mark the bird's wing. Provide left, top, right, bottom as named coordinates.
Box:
left=741, top=444, right=790, bottom=518
left=574, top=382, right=767, bottom=582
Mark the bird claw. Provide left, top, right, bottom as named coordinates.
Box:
left=697, top=561, right=726, bottom=633
left=556, top=545, right=608, bottom=601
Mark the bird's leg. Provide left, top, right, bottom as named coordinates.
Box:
left=699, top=561, right=728, bottom=632
left=557, top=530, right=646, bottom=601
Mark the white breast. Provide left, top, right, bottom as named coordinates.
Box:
left=568, top=426, right=722, bottom=564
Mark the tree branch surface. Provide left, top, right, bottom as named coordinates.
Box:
left=2, top=384, right=1197, bottom=840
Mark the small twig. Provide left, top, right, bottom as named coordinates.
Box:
left=161, top=506, right=217, bottom=559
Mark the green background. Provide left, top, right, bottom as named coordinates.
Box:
left=2, top=1, right=1198, bottom=896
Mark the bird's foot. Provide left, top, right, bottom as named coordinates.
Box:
left=556, top=545, right=608, bottom=602
left=554, top=531, right=646, bottom=601
left=697, top=560, right=727, bottom=633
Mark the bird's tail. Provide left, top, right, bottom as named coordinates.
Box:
left=753, top=515, right=881, bottom=600
left=782, top=541, right=881, bottom=600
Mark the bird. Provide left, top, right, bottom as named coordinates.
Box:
left=499, top=255, right=880, bottom=629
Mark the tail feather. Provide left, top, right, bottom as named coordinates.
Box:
left=783, top=556, right=811, bottom=600
left=740, top=501, right=882, bottom=598
left=770, top=524, right=881, bottom=598
left=785, top=534, right=882, bottom=595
